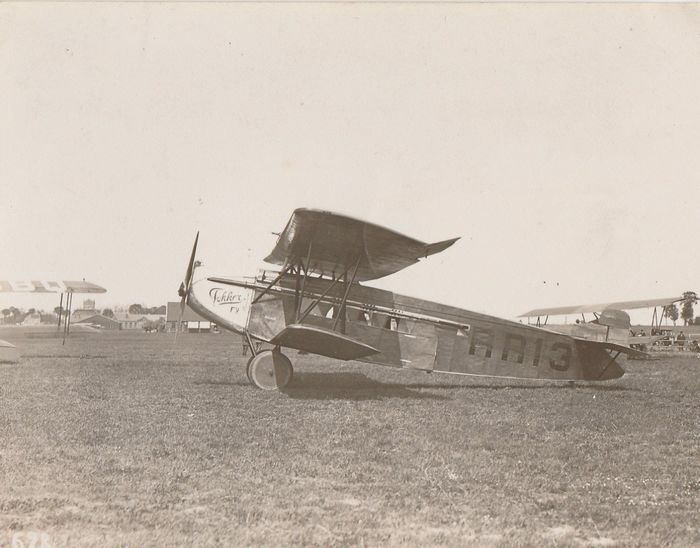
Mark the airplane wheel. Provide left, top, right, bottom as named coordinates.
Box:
left=247, top=349, right=293, bottom=390
left=245, top=355, right=254, bottom=383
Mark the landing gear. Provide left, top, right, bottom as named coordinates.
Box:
left=246, top=349, right=293, bottom=390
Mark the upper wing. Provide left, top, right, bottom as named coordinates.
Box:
left=520, top=296, right=682, bottom=317
left=264, top=208, right=459, bottom=281
left=0, top=280, right=107, bottom=293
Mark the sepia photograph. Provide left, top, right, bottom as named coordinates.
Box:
left=2, top=1, right=700, bottom=546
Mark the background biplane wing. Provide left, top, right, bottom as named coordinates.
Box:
left=264, top=208, right=459, bottom=281
left=519, top=296, right=682, bottom=317
left=0, top=280, right=107, bottom=294
left=0, top=280, right=106, bottom=344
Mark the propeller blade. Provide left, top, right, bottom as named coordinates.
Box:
left=184, top=231, right=200, bottom=296
left=176, top=231, right=199, bottom=342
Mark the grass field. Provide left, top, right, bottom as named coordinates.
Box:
left=1, top=331, right=699, bottom=547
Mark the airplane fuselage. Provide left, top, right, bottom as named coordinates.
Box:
left=186, top=269, right=625, bottom=382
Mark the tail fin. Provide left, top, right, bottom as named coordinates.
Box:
left=574, top=339, right=646, bottom=380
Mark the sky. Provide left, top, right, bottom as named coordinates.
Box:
left=2, top=3, right=699, bottom=323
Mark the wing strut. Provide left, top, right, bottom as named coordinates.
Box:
left=57, top=292, right=64, bottom=330
left=252, top=264, right=293, bottom=305
left=62, top=291, right=73, bottom=345
left=332, top=256, right=361, bottom=333
left=244, top=239, right=364, bottom=342
left=651, top=305, right=668, bottom=334
left=245, top=330, right=258, bottom=357
left=297, top=275, right=343, bottom=324
left=295, top=242, right=313, bottom=321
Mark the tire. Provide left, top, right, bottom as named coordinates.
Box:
left=247, top=350, right=293, bottom=390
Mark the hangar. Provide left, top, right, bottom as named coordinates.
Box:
left=165, top=302, right=213, bottom=333
left=74, top=314, right=121, bottom=330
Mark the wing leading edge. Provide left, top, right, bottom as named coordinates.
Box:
left=264, top=208, right=459, bottom=281
left=0, top=280, right=107, bottom=294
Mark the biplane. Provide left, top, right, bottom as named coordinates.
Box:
left=0, top=280, right=107, bottom=357
left=520, top=295, right=694, bottom=350
left=177, top=209, right=645, bottom=390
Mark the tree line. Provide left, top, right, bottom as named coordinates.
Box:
left=663, top=291, right=698, bottom=326
left=127, top=304, right=167, bottom=315
left=1, top=304, right=168, bottom=325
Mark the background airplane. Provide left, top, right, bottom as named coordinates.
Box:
left=519, top=294, right=697, bottom=350
left=177, top=208, right=644, bottom=390
left=0, top=280, right=107, bottom=360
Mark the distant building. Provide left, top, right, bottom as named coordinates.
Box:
left=72, top=312, right=164, bottom=331
left=165, top=302, right=212, bottom=333
left=71, top=309, right=100, bottom=323
left=74, top=314, right=121, bottom=330
left=83, top=299, right=96, bottom=311
left=114, top=312, right=164, bottom=330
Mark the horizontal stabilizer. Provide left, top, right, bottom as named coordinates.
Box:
left=596, top=341, right=649, bottom=360
left=270, top=324, right=380, bottom=361
left=576, top=338, right=649, bottom=360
